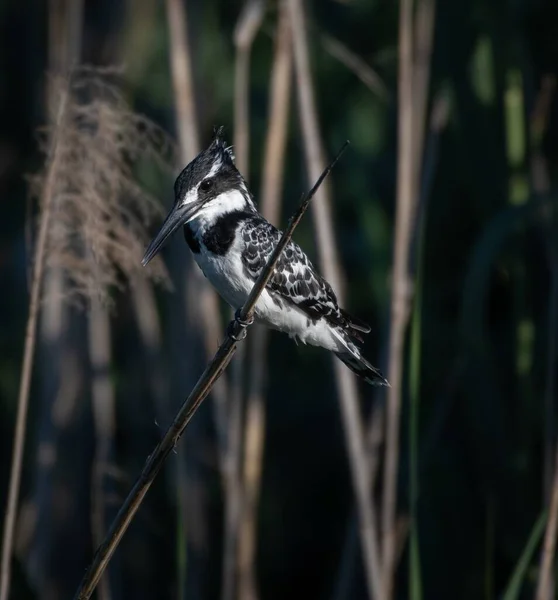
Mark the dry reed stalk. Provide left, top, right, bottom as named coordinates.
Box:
left=72, top=142, right=349, bottom=600
left=165, top=0, right=224, bottom=348
left=166, top=0, right=199, bottom=160
left=165, top=0, right=229, bottom=473
left=1, top=3, right=85, bottom=597
left=233, top=0, right=265, bottom=176
left=287, top=1, right=382, bottom=599
left=237, top=4, right=292, bottom=600
left=129, top=275, right=167, bottom=416
left=223, top=3, right=265, bottom=600
left=381, top=0, right=435, bottom=595
left=88, top=292, right=115, bottom=600
left=0, top=87, right=68, bottom=600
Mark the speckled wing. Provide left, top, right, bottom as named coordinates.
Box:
left=240, top=217, right=357, bottom=331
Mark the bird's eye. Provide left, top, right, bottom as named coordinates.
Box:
left=200, top=178, right=213, bottom=192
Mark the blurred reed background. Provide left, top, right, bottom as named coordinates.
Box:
left=0, top=0, right=558, bottom=599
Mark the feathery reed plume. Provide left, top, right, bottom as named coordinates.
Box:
left=72, top=141, right=349, bottom=600
left=382, top=0, right=435, bottom=596
left=30, top=72, right=172, bottom=300
left=287, top=1, right=382, bottom=599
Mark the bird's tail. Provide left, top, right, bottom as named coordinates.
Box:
left=331, top=328, right=389, bottom=387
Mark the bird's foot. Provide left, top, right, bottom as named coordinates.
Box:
left=227, top=309, right=254, bottom=341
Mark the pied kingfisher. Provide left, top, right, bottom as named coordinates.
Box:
left=142, top=128, right=387, bottom=386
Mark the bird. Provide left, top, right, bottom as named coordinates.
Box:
left=142, top=128, right=388, bottom=386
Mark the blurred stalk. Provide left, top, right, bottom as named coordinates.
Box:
left=165, top=2, right=230, bottom=594
left=121, top=0, right=158, bottom=88
left=166, top=0, right=199, bottom=160
left=224, top=2, right=264, bottom=600
left=382, top=0, right=414, bottom=587
left=320, top=34, right=389, bottom=102
left=0, top=1, right=84, bottom=596
left=129, top=276, right=168, bottom=427
left=287, top=1, right=382, bottom=599
left=237, top=4, right=292, bottom=600
left=166, top=0, right=227, bottom=598
left=88, top=293, right=116, bottom=600
left=165, top=0, right=228, bottom=460
left=407, top=3, right=435, bottom=599
left=382, top=0, right=434, bottom=596
left=0, top=82, right=68, bottom=600
left=233, top=0, right=264, bottom=177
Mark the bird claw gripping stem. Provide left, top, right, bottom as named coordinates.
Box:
left=227, top=309, right=254, bottom=341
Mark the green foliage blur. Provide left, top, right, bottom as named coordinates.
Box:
left=1, top=0, right=558, bottom=599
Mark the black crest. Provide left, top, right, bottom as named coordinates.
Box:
left=173, top=126, right=241, bottom=203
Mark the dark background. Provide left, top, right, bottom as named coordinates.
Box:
left=1, top=0, right=558, bottom=599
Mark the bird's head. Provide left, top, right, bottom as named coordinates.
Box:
left=142, top=127, right=253, bottom=266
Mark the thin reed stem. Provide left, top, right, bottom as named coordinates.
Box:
left=166, top=0, right=199, bottom=161
left=165, top=0, right=229, bottom=456
left=0, top=88, right=68, bottom=600
left=224, top=4, right=265, bottom=599
left=89, top=294, right=116, bottom=600
left=382, top=0, right=436, bottom=595
left=237, top=5, right=292, bottom=600
left=233, top=0, right=264, bottom=176
left=288, top=1, right=382, bottom=598
left=381, top=0, right=416, bottom=595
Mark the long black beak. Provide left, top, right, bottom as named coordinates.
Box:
left=142, top=200, right=202, bottom=266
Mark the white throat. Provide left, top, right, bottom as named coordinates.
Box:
left=190, top=188, right=253, bottom=231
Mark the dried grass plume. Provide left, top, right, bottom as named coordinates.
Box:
left=30, top=68, right=176, bottom=302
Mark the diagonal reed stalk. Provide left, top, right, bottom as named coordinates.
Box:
left=224, top=2, right=264, bottom=599
left=287, top=1, right=382, bottom=599
left=72, top=140, right=349, bottom=600
left=0, top=87, right=69, bottom=600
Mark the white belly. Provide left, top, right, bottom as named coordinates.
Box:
left=193, top=246, right=340, bottom=352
